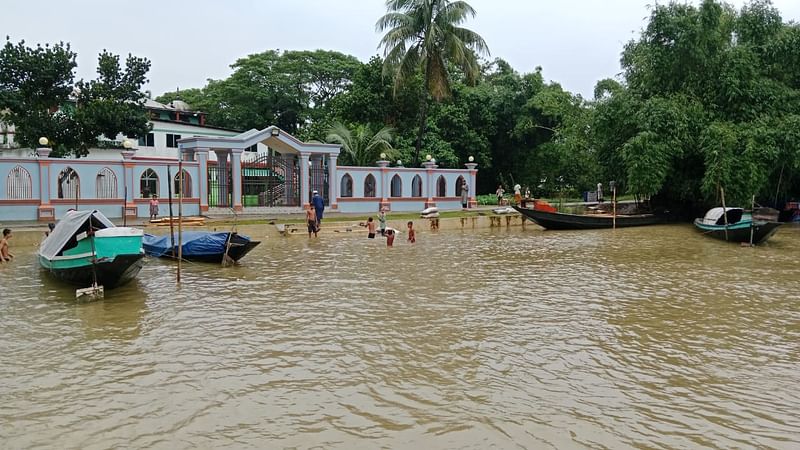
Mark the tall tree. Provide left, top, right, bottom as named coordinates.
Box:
left=0, top=39, right=151, bottom=157
left=377, top=0, right=489, bottom=164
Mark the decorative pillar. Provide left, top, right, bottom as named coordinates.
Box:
left=195, top=148, right=209, bottom=212
left=465, top=162, right=478, bottom=209
left=328, top=154, right=338, bottom=209
left=214, top=150, right=229, bottom=207
left=36, top=147, right=55, bottom=221
left=423, top=160, right=437, bottom=208
left=300, top=152, right=311, bottom=206
left=230, top=148, right=243, bottom=212
left=121, top=147, right=138, bottom=219
left=377, top=159, right=390, bottom=211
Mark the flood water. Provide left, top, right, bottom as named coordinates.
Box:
left=2, top=224, right=799, bottom=449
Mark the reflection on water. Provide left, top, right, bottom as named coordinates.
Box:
left=2, top=224, right=799, bottom=449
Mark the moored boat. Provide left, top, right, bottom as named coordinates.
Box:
left=38, top=210, right=145, bottom=289
left=694, top=207, right=782, bottom=244
left=513, top=205, right=663, bottom=230
left=142, top=231, right=260, bottom=263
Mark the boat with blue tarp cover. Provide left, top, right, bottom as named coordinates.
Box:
left=143, top=232, right=260, bottom=263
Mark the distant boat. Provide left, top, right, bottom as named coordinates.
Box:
left=694, top=207, right=782, bottom=244
left=143, top=231, right=260, bottom=263
left=513, top=205, right=663, bottom=230
left=38, top=210, right=145, bottom=289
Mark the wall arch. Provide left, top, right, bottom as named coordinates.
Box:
left=96, top=167, right=118, bottom=199
left=140, top=168, right=159, bottom=198
left=390, top=174, right=402, bottom=197
left=6, top=165, right=33, bottom=199
left=57, top=167, right=80, bottom=199
left=436, top=175, right=447, bottom=197
left=340, top=173, right=353, bottom=198
left=364, top=174, right=376, bottom=198
left=174, top=169, right=192, bottom=197
left=411, top=175, right=423, bottom=197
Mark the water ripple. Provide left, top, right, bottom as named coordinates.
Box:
left=1, top=224, right=799, bottom=449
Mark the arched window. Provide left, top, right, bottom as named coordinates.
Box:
left=455, top=176, right=466, bottom=197
left=173, top=169, right=192, bottom=197
left=411, top=175, right=423, bottom=197
left=437, top=175, right=447, bottom=197
left=364, top=174, right=376, bottom=198
left=57, top=167, right=80, bottom=199
left=6, top=165, right=32, bottom=199
left=140, top=168, right=159, bottom=198
left=96, top=167, right=118, bottom=199
left=390, top=174, right=402, bottom=197
left=340, top=173, right=353, bottom=198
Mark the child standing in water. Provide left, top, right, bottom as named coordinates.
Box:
left=0, top=228, right=14, bottom=262
left=149, top=194, right=159, bottom=221
left=385, top=228, right=395, bottom=247
left=362, top=217, right=376, bottom=238
left=378, top=209, right=387, bottom=236
left=306, top=205, right=318, bottom=238
left=407, top=221, right=416, bottom=243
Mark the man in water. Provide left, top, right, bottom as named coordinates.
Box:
left=311, top=190, right=325, bottom=229
left=0, top=228, right=14, bottom=262
left=306, top=205, right=318, bottom=238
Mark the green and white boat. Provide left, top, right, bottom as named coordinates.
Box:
left=38, top=210, right=145, bottom=289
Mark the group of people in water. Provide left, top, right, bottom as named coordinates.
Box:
left=360, top=213, right=416, bottom=247
left=305, top=190, right=415, bottom=247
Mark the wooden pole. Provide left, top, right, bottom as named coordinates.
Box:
left=177, top=160, right=183, bottom=283
left=720, top=187, right=729, bottom=241
left=612, top=185, right=617, bottom=229
left=167, top=166, right=175, bottom=259
left=749, top=194, right=755, bottom=247
left=123, top=186, right=127, bottom=227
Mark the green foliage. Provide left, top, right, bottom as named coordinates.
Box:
left=377, top=0, right=489, bottom=163
left=576, top=0, right=800, bottom=208
left=0, top=39, right=150, bottom=157
left=325, top=122, right=396, bottom=166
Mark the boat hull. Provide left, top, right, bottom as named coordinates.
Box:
left=514, top=206, right=662, bottom=230
left=143, top=233, right=260, bottom=263
left=693, top=219, right=782, bottom=244
left=39, top=253, right=145, bottom=289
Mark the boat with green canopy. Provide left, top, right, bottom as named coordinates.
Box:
left=38, top=210, right=145, bottom=289
left=694, top=207, right=782, bottom=245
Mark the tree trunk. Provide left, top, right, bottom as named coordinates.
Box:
left=414, top=89, right=429, bottom=166
left=414, top=62, right=432, bottom=166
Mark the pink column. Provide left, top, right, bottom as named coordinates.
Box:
left=328, top=154, right=338, bottom=209
left=300, top=152, right=311, bottom=206
left=423, top=161, right=437, bottom=208
left=231, top=148, right=243, bottom=212
left=465, top=162, right=478, bottom=208
left=195, top=148, right=209, bottom=212
left=377, top=160, right=390, bottom=211
left=36, top=147, right=55, bottom=221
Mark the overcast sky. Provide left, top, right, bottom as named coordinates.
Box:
left=5, top=0, right=800, bottom=98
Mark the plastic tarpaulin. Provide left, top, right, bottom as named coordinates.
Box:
left=142, top=232, right=250, bottom=257
left=39, top=210, right=116, bottom=260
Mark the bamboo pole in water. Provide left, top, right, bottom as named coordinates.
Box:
left=612, top=185, right=617, bottom=229
left=749, top=194, right=755, bottom=247
left=167, top=166, right=176, bottom=259
left=720, top=187, right=729, bottom=241
left=177, top=160, right=183, bottom=283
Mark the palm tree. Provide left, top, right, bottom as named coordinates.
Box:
left=377, top=0, right=489, bottom=164
left=325, top=122, right=396, bottom=167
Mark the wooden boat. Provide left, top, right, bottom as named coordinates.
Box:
left=38, top=210, right=145, bottom=289
left=694, top=207, right=782, bottom=244
left=142, top=231, right=260, bottom=263
left=513, top=205, right=663, bottom=230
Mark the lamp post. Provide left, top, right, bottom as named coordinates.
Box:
left=465, top=155, right=479, bottom=209
left=121, top=139, right=136, bottom=160
left=37, top=137, right=52, bottom=158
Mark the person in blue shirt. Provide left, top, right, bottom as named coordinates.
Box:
left=311, top=190, right=325, bottom=228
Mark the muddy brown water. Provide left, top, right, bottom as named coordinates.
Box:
left=2, top=224, right=799, bottom=449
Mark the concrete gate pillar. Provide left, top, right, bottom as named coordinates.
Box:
left=300, top=152, right=311, bottom=207
left=231, top=148, right=243, bottom=212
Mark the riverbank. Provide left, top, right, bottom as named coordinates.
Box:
left=2, top=209, right=529, bottom=247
